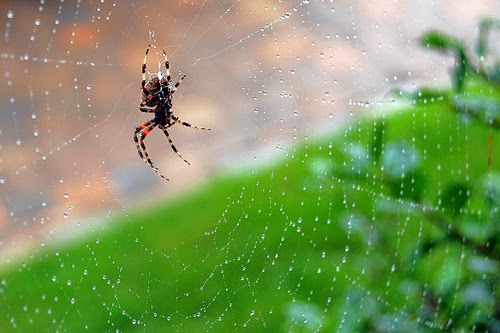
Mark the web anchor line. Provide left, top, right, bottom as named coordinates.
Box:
left=181, top=0, right=311, bottom=68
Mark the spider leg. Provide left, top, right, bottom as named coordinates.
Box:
left=139, top=105, right=156, bottom=113
left=172, top=115, right=211, bottom=131
left=141, top=44, right=152, bottom=90
left=159, top=125, right=191, bottom=165
left=133, top=120, right=169, bottom=181
left=170, top=74, right=187, bottom=95
left=133, top=120, right=156, bottom=165
left=162, top=49, right=171, bottom=81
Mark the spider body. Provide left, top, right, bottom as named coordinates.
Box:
left=133, top=45, right=209, bottom=180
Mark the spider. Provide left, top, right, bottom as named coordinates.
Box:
left=133, top=44, right=210, bottom=180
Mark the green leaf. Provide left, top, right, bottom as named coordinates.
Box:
left=382, top=142, right=421, bottom=180
left=421, top=31, right=461, bottom=51
left=440, top=182, right=471, bottom=216
left=392, top=88, right=449, bottom=105
left=453, top=95, right=500, bottom=129
left=420, top=31, right=470, bottom=92
left=477, top=17, right=500, bottom=59
left=382, top=142, right=426, bottom=200
left=482, top=172, right=500, bottom=209
left=370, top=121, right=385, bottom=163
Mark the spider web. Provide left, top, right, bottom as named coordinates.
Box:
left=0, top=0, right=498, bottom=331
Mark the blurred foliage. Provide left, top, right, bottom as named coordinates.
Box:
left=0, top=19, right=499, bottom=333
left=421, top=17, right=500, bottom=92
